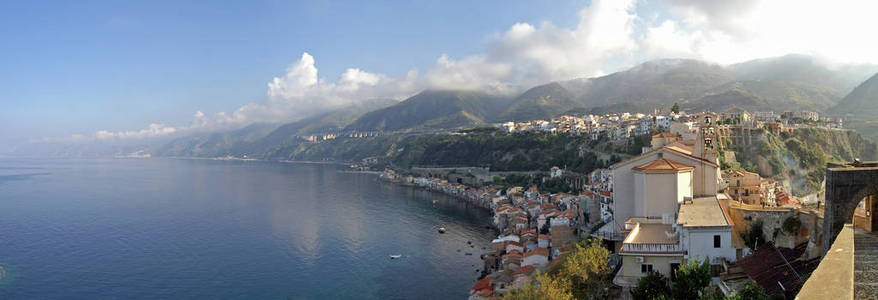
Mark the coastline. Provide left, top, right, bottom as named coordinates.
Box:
left=375, top=169, right=502, bottom=284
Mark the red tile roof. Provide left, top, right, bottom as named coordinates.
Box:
left=512, top=265, right=536, bottom=276
left=524, top=247, right=549, bottom=258
left=652, top=132, right=680, bottom=138
left=502, top=250, right=523, bottom=259
left=737, top=242, right=819, bottom=296
left=471, top=277, right=493, bottom=293
left=632, top=157, right=695, bottom=173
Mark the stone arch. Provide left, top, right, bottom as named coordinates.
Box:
left=822, top=162, right=878, bottom=255
left=851, top=183, right=878, bottom=231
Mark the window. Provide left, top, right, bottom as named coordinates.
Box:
left=714, top=235, right=721, bottom=248
left=641, top=264, right=653, bottom=273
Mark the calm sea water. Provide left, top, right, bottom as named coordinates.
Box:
left=0, top=158, right=495, bottom=299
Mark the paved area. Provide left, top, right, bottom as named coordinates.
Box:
left=854, top=228, right=878, bottom=299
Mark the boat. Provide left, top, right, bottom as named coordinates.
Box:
left=437, top=226, right=447, bottom=234
left=389, top=254, right=402, bottom=259
left=464, top=252, right=473, bottom=256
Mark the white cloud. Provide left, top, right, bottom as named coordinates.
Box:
left=647, top=0, right=878, bottom=65
left=425, top=54, right=514, bottom=93
left=93, top=123, right=177, bottom=140
left=267, top=52, right=319, bottom=99
left=68, top=0, right=878, bottom=143
left=430, top=0, right=639, bottom=90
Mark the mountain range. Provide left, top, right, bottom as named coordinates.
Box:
left=828, top=72, right=878, bottom=141
left=17, top=54, right=875, bottom=158
left=350, top=54, right=876, bottom=130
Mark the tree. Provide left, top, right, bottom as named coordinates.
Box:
left=671, top=103, right=680, bottom=114
left=782, top=216, right=802, bottom=235
left=742, top=219, right=766, bottom=250
left=723, top=281, right=785, bottom=300
left=671, top=258, right=712, bottom=300
left=504, top=272, right=574, bottom=300
left=560, top=239, right=612, bottom=299
left=630, top=271, right=671, bottom=300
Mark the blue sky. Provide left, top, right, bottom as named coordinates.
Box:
left=0, top=0, right=589, bottom=142
left=2, top=0, right=877, bottom=146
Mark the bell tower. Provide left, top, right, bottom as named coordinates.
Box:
left=695, top=114, right=718, bottom=163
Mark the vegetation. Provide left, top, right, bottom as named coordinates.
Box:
left=504, top=239, right=611, bottom=300
left=630, top=271, right=671, bottom=299
left=725, top=282, right=784, bottom=300
left=280, top=131, right=607, bottom=173
left=503, top=272, right=574, bottom=300
left=728, top=127, right=877, bottom=196
left=742, top=219, right=767, bottom=250
left=671, top=258, right=713, bottom=300
left=628, top=259, right=713, bottom=300
left=782, top=216, right=802, bottom=235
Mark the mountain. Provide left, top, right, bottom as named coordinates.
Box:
left=829, top=73, right=878, bottom=142
left=724, top=54, right=876, bottom=111
left=496, top=82, right=580, bottom=122
left=830, top=72, right=878, bottom=117
left=153, top=98, right=398, bottom=158
left=682, top=87, right=773, bottom=113
left=345, top=90, right=511, bottom=131
left=152, top=123, right=279, bottom=157
left=566, top=59, right=735, bottom=109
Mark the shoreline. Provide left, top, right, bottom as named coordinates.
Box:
left=375, top=169, right=502, bottom=282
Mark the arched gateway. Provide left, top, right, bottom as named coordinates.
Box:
left=823, top=160, right=878, bottom=255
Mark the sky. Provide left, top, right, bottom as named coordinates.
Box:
left=2, top=0, right=878, bottom=147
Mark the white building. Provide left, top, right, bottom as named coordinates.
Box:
left=522, top=247, right=549, bottom=267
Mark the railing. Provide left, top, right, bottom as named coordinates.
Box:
left=622, top=243, right=681, bottom=253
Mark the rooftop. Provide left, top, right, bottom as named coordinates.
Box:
left=622, top=222, right=679, bottom=245
left=677, top=196, right=731, bottom=227
left=524, top=247, right=549, bottom=258
left=653, top=132, right=681, bottom=138
left=632, top=157, right=695, bottom=173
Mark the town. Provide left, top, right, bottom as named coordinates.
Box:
left=370, top=107, right=869, bottom=299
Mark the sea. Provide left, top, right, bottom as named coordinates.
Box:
left=0, top=158, right=495, bottom=299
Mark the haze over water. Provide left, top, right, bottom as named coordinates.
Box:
left=0, top=158, right=494, bottom=299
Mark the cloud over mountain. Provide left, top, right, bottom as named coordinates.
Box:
left=72, top=0, right=878, bottom=142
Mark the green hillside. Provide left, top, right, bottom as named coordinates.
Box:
left=569, top=59, right=733, bottom=109
left=829, top=73, right=878, bottom=142
left=345, top=90, right=511, bottom=131
left=496, top=82, right=580, bottom=122
left=728, top=127, right=878, bottom=196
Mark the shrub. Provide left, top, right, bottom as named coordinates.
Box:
left=630, top=271, right=671, bottom=300
left=782, top=216, right=802, bottom=235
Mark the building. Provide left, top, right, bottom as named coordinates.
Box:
left=632, top=156, right=694, bottom=218
left=614, top=219, right=684, bottom=286
left=522, top=247, right=550, bottom=267
left=677, top=196, right=736, bottom=265
left=610, top=116, right=738, bottom=287
left=726, top=170, right=762, bottom=205
left=651, top=132, right=682, bottom=149
left=725, top=106, right=751, bottom=124
left=550, top=166, right=563, bottom=178
left=609, top=133, right=720, bottom=237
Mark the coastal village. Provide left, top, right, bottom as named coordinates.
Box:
left=372, top=107, right=860, bottom=299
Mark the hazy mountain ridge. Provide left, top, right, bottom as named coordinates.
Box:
left=830, top=72, right=878, bottom=117
left=344, top=90, right=512, bottom=131
left=829, top=72, right=878, bottom=141
left=145, top=54, right=878, bottom=158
